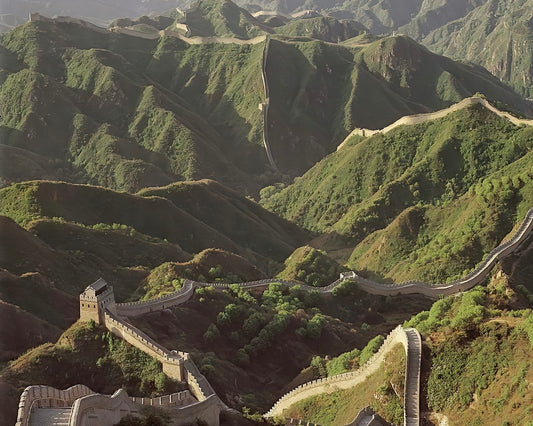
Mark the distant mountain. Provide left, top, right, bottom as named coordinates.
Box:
left=238, top=0, right=533, bottom=97
left=2, top=14, right=530, bottom=188
left=0, top=0, right=189, bottom=29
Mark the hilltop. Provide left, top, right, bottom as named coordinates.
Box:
left=0, top=14, right=531, bottom=187
left=0, top=321, right=185, bottom=425
left=262, top=102, right=533, bottom=283
left=238, top=0, right=533, bottom=97
left=0, top=178, right=308, bottom=361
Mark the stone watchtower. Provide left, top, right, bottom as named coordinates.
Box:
left=80, top=278, right=117, bottom=325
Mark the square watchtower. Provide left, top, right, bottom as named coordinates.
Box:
left=80, top=278, right=117, bottom=324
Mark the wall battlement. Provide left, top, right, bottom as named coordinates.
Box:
left=112, top=207, right=533, bottom=319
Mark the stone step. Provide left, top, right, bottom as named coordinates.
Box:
left=29, top=407, right=72, bottom=426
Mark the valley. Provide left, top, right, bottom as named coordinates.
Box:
left=1, top=1, right=533, bottom=425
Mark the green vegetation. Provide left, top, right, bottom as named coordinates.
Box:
left=403, top=273, right=533, bottom=424
left=263, top=103, right=533, bottom=283
left=282, top=343, right=405, bottom=425
left=275, top=17, right=366, bottom=43
left=276, top=246, right=342, bottom=286
left=0, top=321, right=183, bottom=425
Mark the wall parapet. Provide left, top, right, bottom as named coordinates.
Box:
left=264, top=326, right=407, bottom=418
left=104, top=311, right=183, bottom=367
left=16, top=384, right=94, bottom=426
left=130, top=390, right=192, bottom=407
left=114, top=208, right=533, bottom=318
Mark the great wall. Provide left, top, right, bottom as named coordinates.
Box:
left=15, top=206, right=533, bottom=425
left=10, top=9, right=533, bottom=426
left=337, top=96, right=533, bottom=150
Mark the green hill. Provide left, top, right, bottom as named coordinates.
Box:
left=274, top=16, right=367, bottom=43
left=0, top=180, right=308, bottom=269
left=262, top=103, right=533, bottom=283
left=0, top=321, right=183, bottom=426
left=184, top=0, right=271, bottom=38
left=1, top=17, right=530, bottom=187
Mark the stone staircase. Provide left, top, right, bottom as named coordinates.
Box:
left=404, top=329, right=422, bottom=426
left=29, top=407, right=72, bottom=425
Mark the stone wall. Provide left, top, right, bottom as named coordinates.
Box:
left=261, top=34, right=277, bottom=170
left=264, top=326, right=408, bottom=418
left=338, top=96, right=533, bottom=150
left=16, top=384, right=94, bottom=426
left=113, top=207, right=533, bottom=320
left=103, top=311, right=185, bottom=380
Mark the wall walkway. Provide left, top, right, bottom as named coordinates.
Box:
left=115, top=207, right=533, bottom=318
left=264, top=326, right=422, bottom=426
left=337, top=96, right=533, bottom=151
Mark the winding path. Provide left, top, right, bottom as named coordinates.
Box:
left=115, top=207, right=533, bottom=318
left=264, top=326, right=422, bottom=426
left=337, top=96, right=533, bottom=151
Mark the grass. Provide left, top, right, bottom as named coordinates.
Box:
left=262, top=103, right=533, bottom=283
left=281, top=343, right=405, bottom=425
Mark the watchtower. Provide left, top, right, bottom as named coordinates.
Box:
left=80, top=278, right=117, bottom=325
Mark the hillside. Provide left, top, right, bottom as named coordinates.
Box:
left=239, top=0, right=533, bottom=96
left=262, top=102, right=533, bottom=283
left=0, top=321, right=184, bottom=425
left=128, top=280, right=431, bottom=413
left=0, top=180, right=308, bottom=269
left=1, top=16, right=531, bottom=186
